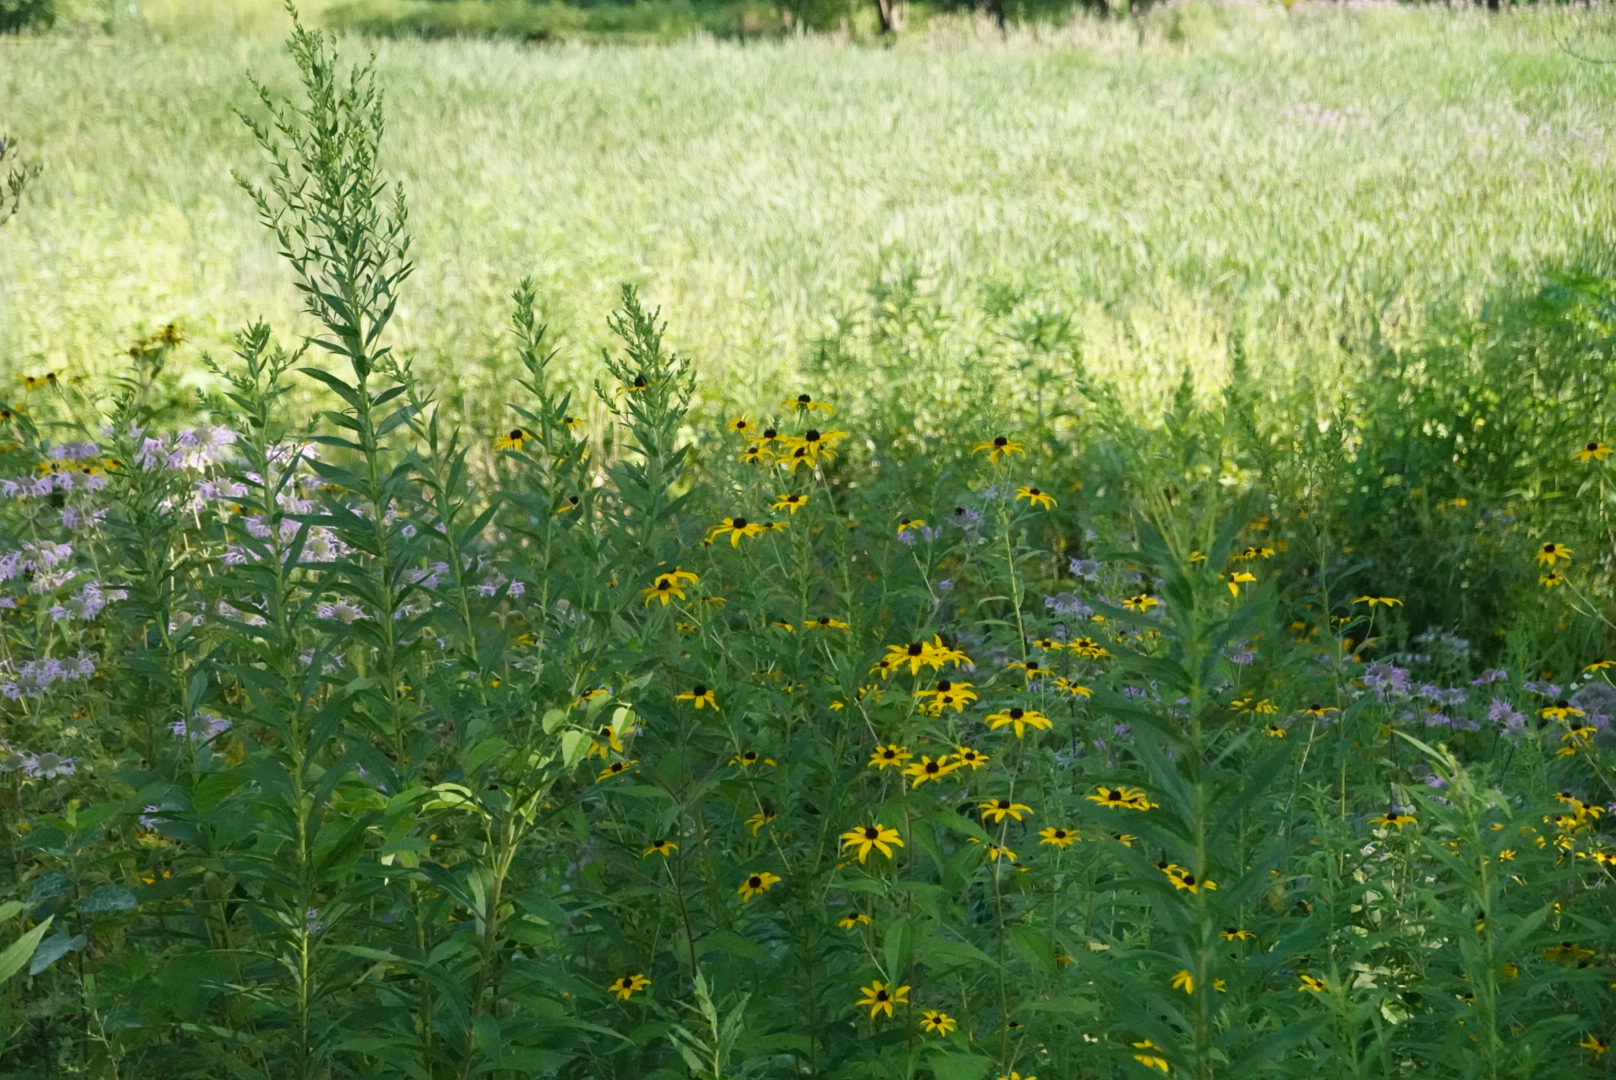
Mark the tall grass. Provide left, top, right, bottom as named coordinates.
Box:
left=4, top=3, right=1616, bottom=428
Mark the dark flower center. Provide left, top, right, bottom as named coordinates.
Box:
left=996, top=800, right=1011, bottom=809
left=1030, top=487, right=1041, bottom=495
left=798, top=394, right=811, bottom=403
left=732, top=517, right=748, bottom=529
left=1009, top=708, right=1024, bottom=719
left=937, top=680, right=952, bottom=691
left=1589, top=442, right=1600, bottom=452
left=763, top=428, right=777, bottom=439
left=805, top=429, right=821, bottom=441
left=1182, top=874, right=1196, bottom=885
left=749, top=876, right=762, bottom=888
left=657, top=580, right=671, bottom=590
left=864, top=827, right=880, bottom=839
left=908, top=643, right=924, bottom=656
left=568, top=495, right=579, bottom=504
left=994, top=436, right=1008, bottom=447
left=1544, top=543, right=1555, bottom=552
left=509, top=429, right=523, bottom=440
left=693, top=684, right=707, bottom=696
left=875, top=991, right=889, bottom=1001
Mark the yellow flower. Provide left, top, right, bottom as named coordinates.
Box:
left=1068, top=637, right=1113, bottom=659
left=978, top=842, right=1017, bottom=862
left=896, top=517, right=927, bottom=535
left=1006, top=659, right=1049, bottom=679
left=1545, top=941, right=1596, bottom=963
left=708, top=517, right=768, bottom=546
left=1171, top=969, right=1195, bottom=994
left=1219, top=927, right=1254, bottom=941
left=1541, top=569, right=1565, bottom=588
left=783, top=393, right=834, bottom=414
left=919, top=1010, right=956, bottom=1035
left=1121, top=594, right=1160, bottom=612
left=675, top=684, right=719, bottom=710
left=1165, top=866, right=1216, bottom=893
left=728, top=416, right=754, bottom=435
left=1541, top=702, right=1586, bottom=722
left=608, top=973, right=651, bottom=1000
left=856, top=980, right=910, bottom=1019
left=778, top=428, right=847, bottom=465
left=1580, top=1034, right=1610, bottom=1055
left=736, top=871, right=781, bottom=901
left=838, top=911, right=871, bottom=929
left=1352, top=596, right=1403, bottom=608
left=1087, top=785, right=1157, bottom=811
left=1536, top=542, right=1573, bottom=566
left=804, top=615, right=849, bottom=630
left=840, top=823, right=903, bottom=862
left=973, top=435, right=1026, bottom=463
left=915, top=679, right=977, bottom=713
left=772, top=493, right=809, bottom=514
left=640, top=567, right=699, bottom=606
left=745, top=811, right=777, bottom=836
left=1039, top=827, right=1077, bottom=848
left=1298, top=974, right=1328, bottom=993
left=869, top=744, right=912, bottom=770
left=597, top=759, right=637, bottom=781
left=1498, top=849, right=1515, bottom=861
left=494, top=427, right=532, bottom=452
left=731, top=749, right=774, bottom=768
left=954, top=746, right=990, bottom=770
left=1369, top=810, right=1415, bottom=829
left=985, top=708, right=1052, bottom=738
left=996, top=1073, right=1036, bottom=1080
left=1264, top=724, right=1287, bottom=738
left=1297, top=704, right=1338, bottom=719
left=1585, top=660, right=1616, bottom=672
left=1573, top=441, right=1613, bottom=463
left=980, top=798, right=1033, bottom=824
left=575, top=686, right=609, bottom=704
left=904, top=755, right=958, bottom=786
left=741, top=444, right=772, bottom=466
left=1053, top=677, right=1093, bottom=697
left=1132, top=1040, right=1170, bottom=1073
left=1226, top=572, right=1256, bottom=596
left=1015, top=485, right=1056, bottom=510
left=643, top=839, right=677, bottom=857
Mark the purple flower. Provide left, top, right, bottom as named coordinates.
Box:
left=1363, top=663, right=1411, bottom=701
left=1044, top=592, right=1093, bottom=619
left=1472, top=668, right=1508, bottom=686
left=936, top=579, right=954, bottom=592
left=1488, top=698, right=1527, bottom=736
left=1069, top=558, right=1102, bottom=581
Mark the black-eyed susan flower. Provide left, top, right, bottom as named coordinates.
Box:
left=1220, top=927, right=1254, bottom=941
left=731, top=749, right=774, bottom=768
left=556, top=493, right=581, bottom=514
left=494, top=428, right=532, bottom=452
left=1542, top=701, right=1586, bottom=722
left=996, top=1072, right=1035, bottom=1080
left=1166, top=867, right=1216, bottom=893
left=1121, top=594, right=1160, bottom=612
left=737, top=871, right=781, bottom=901
left=1030, top=637, right=1062, bottom=651
left=1226, top=571, right=1256, bottom=596
left=1087, top=785, right=1156, bottom=811
left=869, top=744, right=911, bottom=769
left=676, top=684, right=718, bottom=710
left=745, top=811, right=777, bottom=836
left=1132, top=1041, right=1170, bottom=1072
left=741, top=444, right=771, bottom=466
left=973, top=435, right=1025, bottom=463
left=904, top=755, right=958, bottom=786
left=1352, top=595, right=1403, bottom=608
left=643, top=839, right=677, bottom=857
left=609, top=973, right=651, bottom=1000
left=708, top=517, right=768, bottom=546
left=856, top=980, right=909, bottom=1019
left=640, top=567, right=699, bottom=606
left=597, top=759, right=637, bottom=781
left=1574, top=441, right=1613, bottom=463
left=779, top=428, right=847, bottom=464
left=919, top=1010, right=956, bottom=1035
left=840, top=822, right=903, bottom=862
left=986, top=707, right=1052, bottom=738
left=1264, top=723, right=1287, bottom=738
left=1536, top=542, right=1573, bottom=566
left=1545, top=941, right=1596, bottom=963
left=980, top=798, right=1032, bottom=824
left=729, top=416, right=754, bottom=435
left=772, top=492, right=809, bottom=514
left=881, top=641, right=934, bottom=677
left=1007, top=659, right=1047, bottom=679
left=561, top=414, right=584, bottom=431
left=1068, top=637, right=1112, bottom=659
left=587, top=723, right=624, bottom=758
left=1585, top=660, right=1616, bottom=672
left=1053, top=677, right=1093, bottom=697
left=1298, top=974, right=1328, bottom=992
left=1171, top=969, right=1195, bottom=994
left=783, top=393, right=834, bottom=414
left=1579, top=1034, right=1610, bottom=1055
left=1015, top=486, right=1056, bottom=510
left=1297, top=704, right=1338, bottom=719
left=954, top=745, right=990, bottom=770
left=838, top=911, right=872, bottom=929
left=1541, top=569, right=1565, bottom=588
left=804, top=615, right=849, bottom=630
left=1039, top=827, right=1077, bottom=848
left=974, top=841, right=1017, bottom=862
left=1369, top=810, right=1415, bottom=829
left=926, top=635, right=973, bottom=667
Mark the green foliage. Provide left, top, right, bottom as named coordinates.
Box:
left=3, top=12, right=1616, bottom=1080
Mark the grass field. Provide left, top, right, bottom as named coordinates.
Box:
left=4, top=3, right=1616, bottom=423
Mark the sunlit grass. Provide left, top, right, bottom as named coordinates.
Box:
left=3, top=3, right=1616, bottom=422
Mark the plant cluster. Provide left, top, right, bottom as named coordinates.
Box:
left=2, top=20, right=1616, bottom=1080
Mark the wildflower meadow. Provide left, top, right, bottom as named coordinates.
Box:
left=4, top=9, right=1616, bottom=1080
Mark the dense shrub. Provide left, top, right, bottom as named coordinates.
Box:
left=0, top=0, right=53, bottom=33
left=2, top=18, right=1616, bottom=1080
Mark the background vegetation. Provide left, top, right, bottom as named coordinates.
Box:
left=4, top=2, right=1616, bottom=1078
